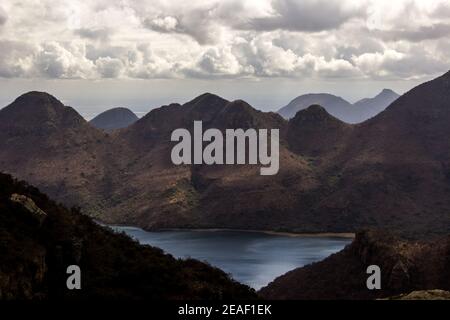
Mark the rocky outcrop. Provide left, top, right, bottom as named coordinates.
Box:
left=384, top=290, right=450, bottom=300
left=10, top=193, right=47, bottom=225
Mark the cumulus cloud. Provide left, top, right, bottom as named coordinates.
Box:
left=145, top=16, right=179, bottom=33
left=34, top=42, right=96, bottom=78
left=95, top=56, right=123, bottom=78
left=0, top=0, right=449, bottom=81
left=0, top=41, right=35, bottom=77
left=142, top=9, right=224, bottom=45
left=352, top=46, right=447, bottom=79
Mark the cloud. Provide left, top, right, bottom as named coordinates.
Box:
left=237, top=0, right=365, bottom=32
left=142, top=9, right=223, bottom=45
left=0, top=41, right=35, bottom=77
left=372, top=23, right=450, bottom=42
left=74, top=28, right=112, bottom=42
left=0, top=0, right=449, bottom=81
left=95, top=56, right=123, bottom=78
left=145, top=16, right=179, bottom=32
left=0, top=6, right=7, bottom=26
left=34, top=42, right=96, bottom=78
left=352, top=47, right=448, bottom=79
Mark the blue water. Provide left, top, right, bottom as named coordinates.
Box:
left=111, top=226, right=351, bottom=289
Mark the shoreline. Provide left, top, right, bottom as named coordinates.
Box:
left=161, top=228, right=355, bottom=239
left=107, top=224, right=355, bottom=239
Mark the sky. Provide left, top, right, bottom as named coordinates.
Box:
left=0, top=0, right=449, bottom=119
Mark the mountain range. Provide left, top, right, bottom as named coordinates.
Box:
left=1, top=71, right=450, bottom=238
left=278, top=89, right=400, bottom=123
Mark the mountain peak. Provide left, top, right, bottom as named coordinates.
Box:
left=377, top=88, right=399, bottom=98
left=90, top=107, right=138, bottom=131
left=186, top=92, right=228, bottom=107
left=287, top=104, right=350, bottom=157
left=292, top=104, right=337, bottom=122
left=11, top=91, right=64, bottom=109
left=304, top=104, right=328, bottom=113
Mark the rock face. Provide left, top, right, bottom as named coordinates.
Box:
left=259, top=230, right=450, bottom=300
left=89, top=107, right=138, bottom=131
left=0, top=72, right=449, bottom=238
left=0, top=173, right=256, bottom=300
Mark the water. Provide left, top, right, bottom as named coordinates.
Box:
left=111, top=226, right=351, bottom=290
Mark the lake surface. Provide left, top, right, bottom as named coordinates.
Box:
left=111, top=226, right=351, bottom=289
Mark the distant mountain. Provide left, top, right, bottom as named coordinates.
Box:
left=0, top=172, right=256, bottom=299
left=278, top=93, right=354, bottom=122
left=259, top=230, right=450, bottom=300
left=353, top=89, right=400, bottom=122
left=278, top=89, right=399, bottom=123
left=89, top=107, right=138, bottom=131
left=0, top=71, right=449, bottom=238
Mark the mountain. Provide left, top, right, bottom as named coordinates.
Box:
left=0, top=172, right=256, bottom=299
left=89, top=107, right=138, bottom=131
left=286, top=105, right=353, bottom=157
left=278, top=93, right=354, bottom=122
left=313, top=71, right=450, bottom=237
left=259, top=230, right=450, bottom=300
left=278, top=89, right=399, bottom=123
left=0, top=91, right=112, bottom=213
left=0, top=71, right=450, bottom=238
left=353, top=89, right=400, bottom=122
left=100, top=94, right=306, bottom=230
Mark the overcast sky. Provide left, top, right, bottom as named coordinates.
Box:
left=0, top=0, right=449, bottom=118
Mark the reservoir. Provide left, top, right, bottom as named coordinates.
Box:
left=111, top=226, right=351, bottom=290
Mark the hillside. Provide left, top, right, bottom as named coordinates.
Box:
left=0, top=91, right=112, bottom=213
left=0, top=172, right=256, bottom=300
left=259, top=230, right=450, bottom=300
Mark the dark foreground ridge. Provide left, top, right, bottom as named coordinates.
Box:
left=0, top=172, right=256, bottom=300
